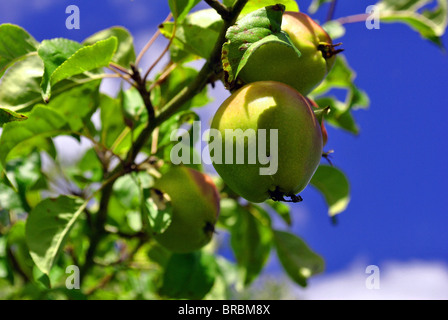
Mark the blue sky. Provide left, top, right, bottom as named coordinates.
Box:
left=1, top=0, right=448, bottom=298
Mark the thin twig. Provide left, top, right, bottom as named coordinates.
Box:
left=142, top=27, right=176, bottom=82
left=147, top=62, right=178, bottom=92
left=109, top=62, right=132, bottom=75
left=334, top=13, right=370, bottom=25
left=106, top=66, right=138, bottom=88
left=135, top=13, right=173, bottom=67
left=151, top=127, right=160, bottom=155
left=326, top=0, right=337, bottom=22
left=72, top=130, right=125, bottom=167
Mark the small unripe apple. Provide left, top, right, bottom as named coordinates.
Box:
left=238, top=12, right=340, bottom=96
left=153, top=166, right=220, bottom=253
left=210, top=81, right=323, bottom=203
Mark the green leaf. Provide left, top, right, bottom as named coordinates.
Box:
left=109, top=172, right=153, bottom=235
left=323, top=20, right=346, bottom=39
left=99, top=93, right=128, bottom=149
left=266, top=200, right=292, bottom=226
left=113, top=175, right=141, bottom=209
left=160, top=9, right=223, bottom=60
left=38, top=38, right=83, bottom=101
left=310, top=164, right=350, bottom=216
left=67, top=148, right=103, bottom=188
left=0, top=105, right=70, bottom=165
left=83, top=27, right=136, bottom=68
left=230, top=203, right=272, bottom=286
left=4, top=152, right=42, bottom=211
left=120, top=86, right=146, bottom=128
left=308, top=0, right=332, bottom=14
left=274, top=230, right=325, bottom=287
left=223, top=0, right=236, bottom=7
left=159, top=251, right=218, bottom=299
left=314, top=96, right=359, bottom=134
left=157, top=110, right=200, bottom=152
left=222, top=5, right=301, bottom=84
left=43, top=37, right=118, bottom=100
left=376, top=0, right=448, bottom=46
left=151, top=65, right=211, bottom=112
left=0, top=53, right=103, bottom=113
left=43, top=81, right=101, bottom=131
left=240, top=0, right=300, bottom=16
left=0, top=108, right=28, bottom=126
left=0, top=24, right=39, bottom=77
left=25, top=196, right=87, bottom=275
left=168, top=0, right=202, bottom=22
left=32, top=266, right=52, bottom=289
left=0, top=55, right=44, bottom=112
left=313, top=55, right=355, bottom=95
left=217, top=198, right=239, bottom=229
left=311, top=55, right=369, bottom=134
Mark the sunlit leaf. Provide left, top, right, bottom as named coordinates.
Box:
left=310, top=164, right=350, bottom=216
left=0, top=108, right=28, bottom=126
left=222, top=5, right=301, bottom=84
left=0, top=24, right=39, bottom=77
left=83, top=26, right=136, bottom=68
left=314, top=96, right=360, bottom=134
left=323, top=20, right=346, bottom=39
left=274, top=230, right=325, bottom=287
left=43, top=37, right=117, bottom=100
left=44, top=81, right=101, bottom=131
left=0, top=55, right=44, bottom=112
left=38, top=38, right=83, bottom=100
left=240, top=0, right=299, bottom=16
left=311, top=55, right=369, bottom=134
left=160, top=9, right=223, bottom=60
left=0, top=106, right=70, bottom=165
left=376, top=0, right=448, bottom=46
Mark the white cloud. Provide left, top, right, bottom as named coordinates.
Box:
left=296, top=259, right=448, bottom=300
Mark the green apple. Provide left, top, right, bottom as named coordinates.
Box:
left=210, top=81, right=323, bottom=203
left=153, top=166, right=220, bottom=253
left=237, top=12, right=341, bottom=96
